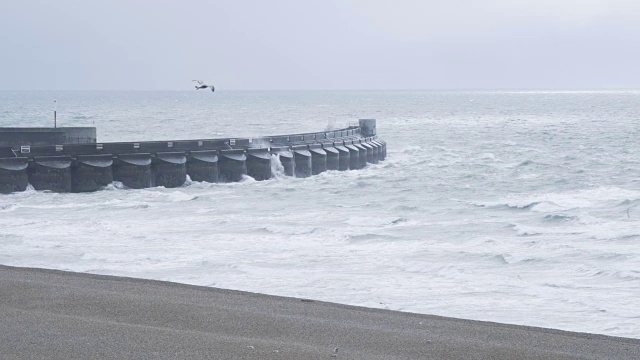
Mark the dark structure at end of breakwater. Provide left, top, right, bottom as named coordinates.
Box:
left=0, top=119, right=387, bottom=194
left=0, top=127, right=97, bottom=148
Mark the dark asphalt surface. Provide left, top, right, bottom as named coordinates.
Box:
left=1, top=265, right=638, bottom=359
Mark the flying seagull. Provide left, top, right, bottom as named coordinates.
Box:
left=192, top=80, right=215, bottom=92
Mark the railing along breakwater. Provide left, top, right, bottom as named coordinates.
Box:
left=0, top=119, right=386, bottom=194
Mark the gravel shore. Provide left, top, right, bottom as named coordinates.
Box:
left=1, top=265, right=638, bottom=359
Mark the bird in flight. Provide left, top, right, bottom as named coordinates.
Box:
left=192, top=80, right=215, bottom=92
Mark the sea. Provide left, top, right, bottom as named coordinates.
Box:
left=1, top=90, right=639, bottom=338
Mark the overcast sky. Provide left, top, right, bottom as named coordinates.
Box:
left=1, top=0, right=639, bottom=90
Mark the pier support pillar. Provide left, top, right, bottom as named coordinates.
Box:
left=113, top=153, right=152, bottom=189
left=353, top=142, right=368, bottom=169
left=345, top=143, right=360, bottom=170
left=72, top=154, right=114, bottom=192
left=271, top=147, right=294, bottom=176
left=153, top=152, right=187, bottom=188
left=28, top=156, right=72, bottom=192
left=292, top=146, right=312, bottom=178
left=246, top=149, right=272, bottom=181
left=218, top=150, right=247, bottom=182
left=187, top=151, right=218, bottom=183
left=309, top=145, right=327, bottom=175
left=0, top=158, right=28, bottom=194
left=334, top=143, right=350, bottom=171
left=322, top=143, right=340, bottom=171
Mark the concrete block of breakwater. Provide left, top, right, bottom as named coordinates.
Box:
left=342, top=141, right=361, bottom=170
left=377, top=139, right=387, bottom=160
left=153, top=152, right=187, bottom=188
left=361, top=138, right=378, bottom=164
left=28, top=156, right=72, bottom=192
left=0, top=157, right=29, bottom=194
left=292, top=145, right=312, bottom=178
left=361, top=140, right=376, bottom=164
left=308, top=144, right=327, bottom=175
left=352, top=141, right=368, bottom=169
left=271, top=146, right=294, bottom=176
left=72, top=154, right=114, bottom=193
left=218, top=149, right=246, bottom=182
left=371, top=140, right=384, bottom=162
left=246, top=148, right=272, bottom=181
left=187, top=150, right=218, bottom=183
left=113, top=153, right=152, bottom=189
left=321, top=142, right=340, bottom=171
left=333, top=141, right=350, bottom=171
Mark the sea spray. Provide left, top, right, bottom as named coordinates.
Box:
left=271, top=154, right=286, bottom=179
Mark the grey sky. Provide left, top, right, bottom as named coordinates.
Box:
left=1, top=0, right=639, bottom=90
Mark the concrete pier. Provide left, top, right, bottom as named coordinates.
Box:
left=0, top=120, right=387, bottom=193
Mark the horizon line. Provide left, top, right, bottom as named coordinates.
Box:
left=1, top=88, right=640, bottom=92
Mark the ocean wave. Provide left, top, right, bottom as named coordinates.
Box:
left=472, top=200, right=541, bottom=210
left=516, top=159, right=540, bottom=167
left=542, top=214, right=578, bottom=222
left=513, top=227, right=543, bottom=237
left=259, top=225, right=320, bottom=236
left=390, top=204, right=421, bottom=212
left=71, top=115, right=93, bottom=120
left=102, top=181, right=126, bottom=191
left=575, top=267, right=640, bottom=281
left=0, top=203, right=18, bottom=212
left=489, top=254, right=509, bottom=264
left=388, top=217, right=409, bottom=225
left=473, top=187, right=640, bottom=213
left=140, top=189, right=198, bottom=202
left=509, top=223, right=580, bottom=237
left=346, top=233, right=398, bottom=243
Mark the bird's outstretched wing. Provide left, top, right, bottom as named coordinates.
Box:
left=192, top=80, right=204, bottom=85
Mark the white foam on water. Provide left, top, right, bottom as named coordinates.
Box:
left=270, top=154, right=287, bottom=179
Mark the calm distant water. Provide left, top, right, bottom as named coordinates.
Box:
left=1, top=90, right=640, bottom=338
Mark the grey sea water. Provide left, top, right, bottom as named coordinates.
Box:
left=1, top=90, right=639, bottom=338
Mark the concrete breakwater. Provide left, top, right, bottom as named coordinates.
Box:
left=0, top=119, right=386, bottom=194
